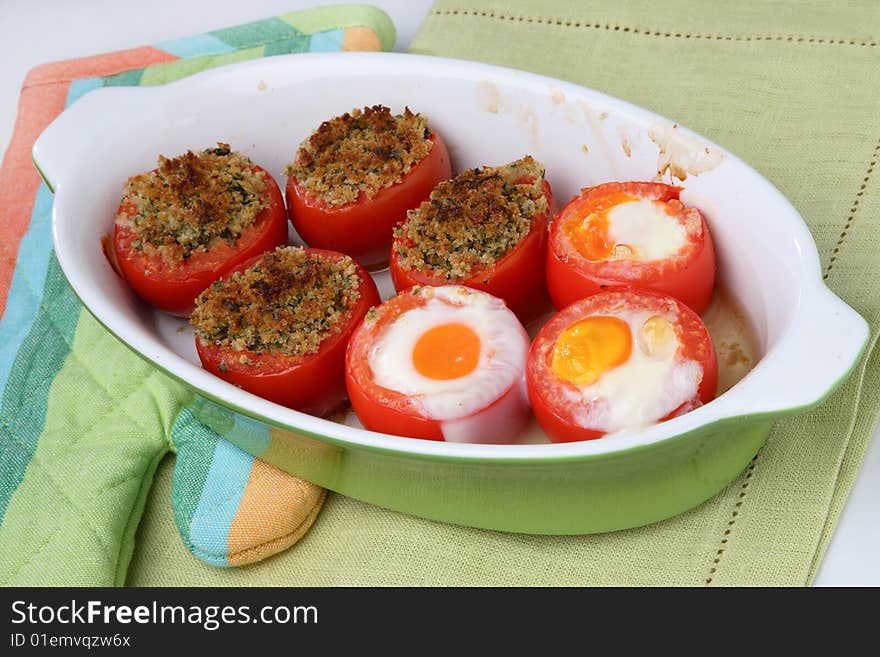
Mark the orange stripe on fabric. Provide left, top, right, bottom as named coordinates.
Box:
left=0, top=83, right=68, bottom=312
left=227, top=458, right=324, bottom=566
left=0, top=46, right=178, bottom=313
left=23, top=46, right=176, bottom=86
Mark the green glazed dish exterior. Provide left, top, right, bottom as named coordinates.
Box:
left=190, top=396, right=771, bottom=534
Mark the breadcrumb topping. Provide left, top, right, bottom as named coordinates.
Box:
left=191, top=246, right=361, bottom=358
left=285, top=105, right=432, bottom=206
left=393, top=156, right=548, bottom=279
left=116, top=143, right=268, bottom=263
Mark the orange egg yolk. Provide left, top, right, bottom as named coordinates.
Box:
left=563, top=191, right=638, bottom=261
left=412, top=322, right=481, bottom=380
left=551, top=315, right=633, bottom=386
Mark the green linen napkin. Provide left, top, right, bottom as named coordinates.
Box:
left=125, top=0, right=880, bottom=586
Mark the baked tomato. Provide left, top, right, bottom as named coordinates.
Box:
left=114, top=145, right=288, bottom=316
left=192, top=246, right=380, bottom=416
left=527, top=288, right=717, bottom=442
left=346, top=285, right=531, bottom=443
left=389, top=157, right=555, bottom=325
left=285, top=106, right=452, bottom=270
left=547, top=181, right=715, bottom=314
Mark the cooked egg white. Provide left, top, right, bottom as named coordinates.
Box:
left=368, top=287, right=529, bottom=421
left=563, top=308, right=702, bottom=433
left=607, top=199, right=686, bottom=261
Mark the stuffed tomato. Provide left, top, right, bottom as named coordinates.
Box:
left=285, top=105, right=452, bottom=270
left=113, top=143, right=288, bottom=316
left=547, top=181, right=715, bottom=314
left=390, top=156, right=555, bottom=324
left=191, top=246, right=380, bottom=416
left=345, top=286, right=531, bottom=443
left=527, top=289, right=717, bottom=442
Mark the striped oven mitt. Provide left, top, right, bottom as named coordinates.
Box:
left=0, top=5, right=395, bottom=584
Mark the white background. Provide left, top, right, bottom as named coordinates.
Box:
left=0, top=0, right=876, bottom=585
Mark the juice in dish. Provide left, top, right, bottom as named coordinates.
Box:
left=700, top=282, right=757, bottom=396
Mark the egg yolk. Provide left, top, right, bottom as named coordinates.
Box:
left=551, top=315, right=632, bottom=386
left=412, top=322, right=481, bottom=380
left=563, top=191, right=638, bottom=261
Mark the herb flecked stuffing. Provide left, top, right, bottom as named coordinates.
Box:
left=285, top=105, right=433, bottom=206
left=116, top=143, right=268, bottom=263
left=191, top=246, right=362, bottom=360
left=392, top=156, right=548, bottom=279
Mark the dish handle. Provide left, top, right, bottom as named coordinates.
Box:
left=32, top=87, right=143, bottom=194
left=749, top=284, right=870, bottom=416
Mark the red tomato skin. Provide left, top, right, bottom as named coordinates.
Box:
left=286, top=133, right=452, bottom=270
left=344, top=290, right=445, bottom=440
left=389, top=180, right=555, bottom=325
left=195, top=250, right=380, bottom=417
left=114, top=165, right=288, bottom=317
left=345, top=287, right=531, bottom=442
left=527, top=289, right=717, bottom=443
left=547, top=182, right=716, bottom=314
left=528, top=396, right=606, bottom=443
left=346, top=369, right=445, bottom=441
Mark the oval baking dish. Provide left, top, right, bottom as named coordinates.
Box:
left=33, top=52, right=869, bottom=534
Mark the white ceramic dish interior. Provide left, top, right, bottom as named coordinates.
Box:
left=34, top=52, right=868, bottom=460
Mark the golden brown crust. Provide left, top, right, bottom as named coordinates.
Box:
left=393, top=156, right=548, bottom=279
left=191, top=246, right=361, bottom=357
left=116, top=143, right=268, bottom=263
left=285, top=105, right=432, bottom=206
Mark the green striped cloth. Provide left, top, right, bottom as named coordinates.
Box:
left=0, top=5, right=393, bottom=585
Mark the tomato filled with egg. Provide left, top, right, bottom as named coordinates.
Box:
left=285, top=105, right=452, bottom=270
left=527, top=289, right=717, bottom=442
left=191, top=246, right=380, bottom=416
left=113, top=143, right=288, bottom=316
left=390, top=156, right=555, bottom=324
left=547, top=181, right=715, bottom=314
left=345, top=286, right=531, bottom=443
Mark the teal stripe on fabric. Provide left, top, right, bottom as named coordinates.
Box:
left=308, top=29, right=345, bottom=52
left=188, top=439, right=254, bottom=567
left=226, top=412, right=272, bottom=457
left=187, top=398, right=270, bottom=456
left=0, top=256, right=82, bottom=523
left=189, top=396, right=235, bottom=435
left=66, top=78, right=103, bottom=104
left=264, top=34, right=311, bottom=57
left=210, top=17, right=304, bottom=48
left=157, top=33, right=236, bottom=58
left=103, top=69, right=145, bottom=87
left=0, top=75, right=108, bottom=524
left=0, top=185, right=53, bottom=395
left=169, top=407, right=219, bottom=542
